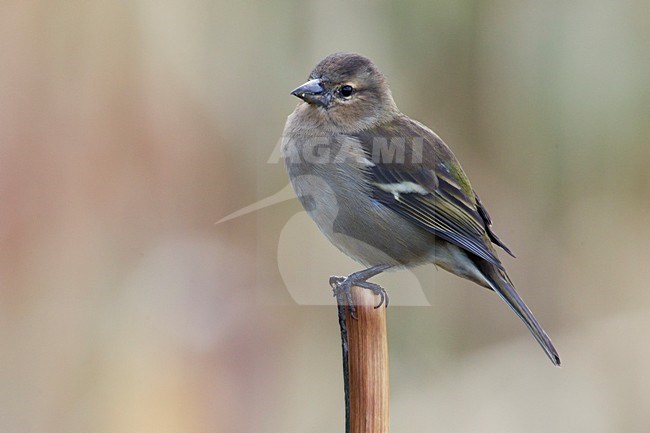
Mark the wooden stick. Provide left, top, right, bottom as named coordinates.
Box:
left=337, top=299, right=352, bottom=433
left=344, top=285, right=390, bottom=433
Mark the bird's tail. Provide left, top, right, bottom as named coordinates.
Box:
left=482, top=266, right=561, bottom=366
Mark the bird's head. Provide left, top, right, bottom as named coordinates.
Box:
left=290, top=52, right=399, bottom=132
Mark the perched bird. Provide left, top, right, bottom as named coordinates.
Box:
left=282, top=52, right=560, bottom=366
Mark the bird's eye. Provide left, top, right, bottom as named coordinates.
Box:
left=339, top=85, right=354, bottom=98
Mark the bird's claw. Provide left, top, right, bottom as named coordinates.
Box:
left=331, top=275, right=357, bottom=318
left=330, top=274, right=389, bottom=319
left=355, top=281, right=389, bottom=308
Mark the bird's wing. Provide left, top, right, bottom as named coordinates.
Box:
left=354, top=116, right=513, bottom=269
left=474, top=192, right=515, bottom=257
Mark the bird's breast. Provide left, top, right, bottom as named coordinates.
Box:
left=283, top=134, right=437, bottom=267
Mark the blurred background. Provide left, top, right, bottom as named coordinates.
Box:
left=1, top=1, right=649, bottom=432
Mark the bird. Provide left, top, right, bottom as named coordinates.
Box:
left=282, top=52, right=560, bottom=366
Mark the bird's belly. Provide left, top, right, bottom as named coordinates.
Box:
left=287, top=162, right=437, bottom=268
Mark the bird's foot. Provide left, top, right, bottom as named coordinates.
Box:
left=329, top=265, right=390, bottom=319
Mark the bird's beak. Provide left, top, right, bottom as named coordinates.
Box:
left=290, top=79, right=330, bottom=108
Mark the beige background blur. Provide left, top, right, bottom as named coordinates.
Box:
left=1, top=1, right=649, bottom=432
